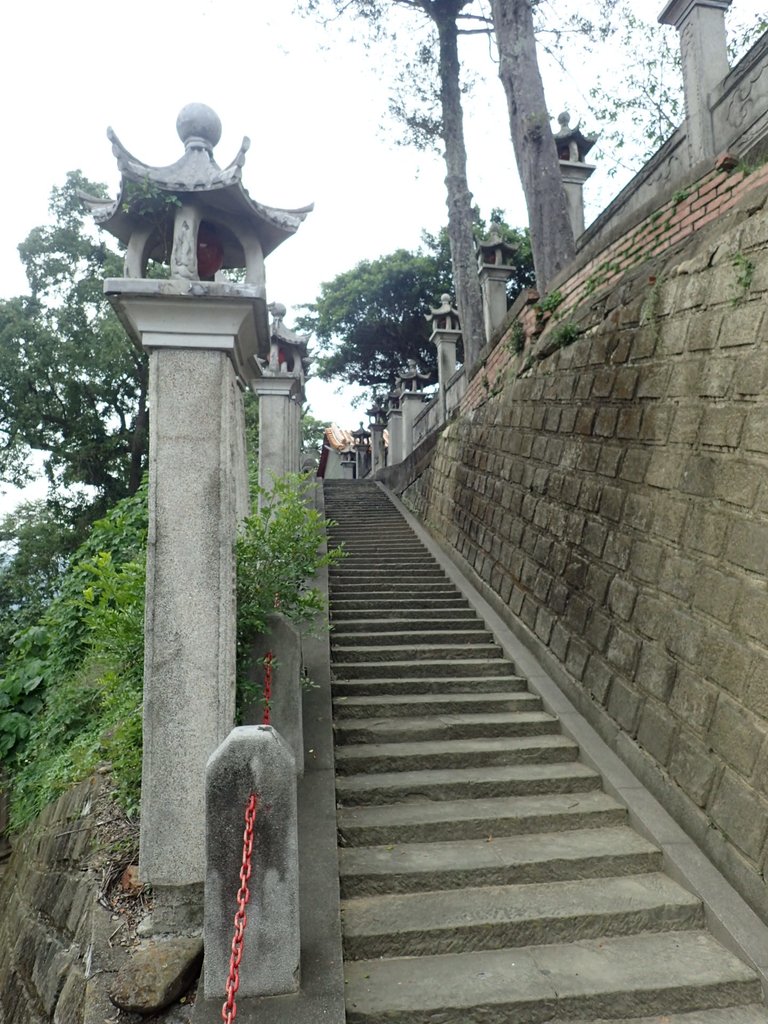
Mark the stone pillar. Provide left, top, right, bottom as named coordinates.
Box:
left=431, top=329, right=461, bottom=423
left=107, top=289, right=258, bottom=918
left=559, top=161, right=596, bottom=239
left=659, top=0, right=734, bottom=162
left=204, top=727, right=299, bottom=998
left=251, top=376, right=301, bottom=496
left=386, top=409, right=403, bottom=466
left=400, top=391, right=424, bottom=460
left=370, top=423, right=386, bottom=475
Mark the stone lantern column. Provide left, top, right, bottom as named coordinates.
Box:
left=427, top=294, right=462, bottom=420
left=554, top=113, right=597, bottom=240
left=659, top=0, right=733, bottom=162
left=368, top=401, right=387, bottom=476
left=252, top=303, right=309, bottom=494
left=82, top=103, right=311, bottom=927
left=386, top=388, right=403, bottom=467
left=397, top=360, right=431, bottom=460
left=352, top=422, right=372, bottom=479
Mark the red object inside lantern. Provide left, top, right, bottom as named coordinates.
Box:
left=197, top=223, right=225, bottom=280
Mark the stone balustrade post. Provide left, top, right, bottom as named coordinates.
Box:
left=400, top=391, right=424, bottom=460
left=204, top=727, right=299, bottom=999
left=553, top=113, right=597, bottom=241
left=251, top=376, right=301, bottom=497
left=386, top=407, right=403, bottom=466
left=659, top=0, right=734, bottom=162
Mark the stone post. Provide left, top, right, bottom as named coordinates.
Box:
left=400, top=391, right=424, bottom=460
left=244, top=614, right=304, bottom=776
left=368, top=401, right=387, bottom=475
left=251, top=375, right=301, bottom=494
left=204, top=727, right=299, bottom=998
left=352, top=422, right=371, bottom=479
left=553, top=113, right=597, bottom=240
left=386, top=406, right=403, bottom=467
left=659, top=0, right=734, bottom=162
left=427, top=295, right=462, bottom=420
left=109, top=290, right=258, bottom=925
left=83, top=103, right=311, bottom=927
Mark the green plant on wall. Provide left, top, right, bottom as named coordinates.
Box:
left=550, top=321, right=580, bottom=349
left=536, top=290, right=564, bottom=318
left=509, top=321, right=526, bottom=355
left=731, top=252, right=755, bottom=306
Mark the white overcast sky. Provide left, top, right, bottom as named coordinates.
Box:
left=0, top=0, right=764, bottom=477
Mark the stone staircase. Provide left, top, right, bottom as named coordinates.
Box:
left=324, top=479, right=768, bottom=1024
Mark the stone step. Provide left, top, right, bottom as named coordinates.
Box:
left=337, top=790, right=625, bottom=845
left=336, top=554, right=430, bottom=563
left=331, top=597, right=471, bottom=612
left=334, top=711, right=560, bottom=746
left=330, top=567, right=445, bottom=577
left=330, top=582, right=460, bottom=594
left=333, top=658, right=516, bottom=679
left=566, top=1010, right=768, bottom=1024
left=343, top=930, right=763, bottom=1024
left=332, top=642, right=504, bottom=664
left=335, top=761, right=600, bottom=808
left=332, top=614, right=483, bottom=632
left=331, top=675, right=529, bottom=697
left=332, top=629, right=494, bottom=649
left=334, top=734, right=580, bottom=775
left=341, top=872, right=703, bottom=960
left=338, top=825, right=661, bottom=896
left=332, top=690, right=543, bottom=719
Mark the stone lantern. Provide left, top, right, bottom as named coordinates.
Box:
left=352, top=421, right=372, bottom=479
left=427, top=294, right=462, bottom=418
left=367, top=399, right=387, bottom=475
left=397, top=360, right=430, bottom=461
left=82, top=103, right=311, bottom=927
left=253, top=302, right=311, bottom=493
left=385, top=385, right=404, bottom=467
left=476, top=231, right=520, bottom=343
left=554, top=112, right=597, bottom=239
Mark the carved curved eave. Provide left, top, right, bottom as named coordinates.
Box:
left=107, top=127, right=246, bottom=191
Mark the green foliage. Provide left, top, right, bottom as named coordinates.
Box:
left=1, top=484, right=148, bottom=830
left=301, top=408, right=331, bottom=453
left=299, top=214, right=533, bottom=402
left=732, top=252, right=755, bottom=305
left=672, top=187, right=692, bottom=205
left=509, top=321, right=526, bottom=356
left=0, top=172, right=149, bottom=505
left=549, top=321, right=581, bottom=349
left=536, top=290, right=564, bottom=316
left=236, top=474, right=345, bottom=706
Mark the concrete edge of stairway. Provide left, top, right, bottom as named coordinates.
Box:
left=195, top=482, right=346, bottom=1024
left=380, top=481, right=768, bottom=1003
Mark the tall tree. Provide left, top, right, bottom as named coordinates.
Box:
left=0, top=172, right=148, bottom=510
left=301, top=0, right=488, bottom=368
left=490, top=0, right=575, bottom=291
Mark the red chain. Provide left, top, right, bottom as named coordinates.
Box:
left=262, top=652, right=273, bottom=726
left=222, top=793, right=258, bottom=1024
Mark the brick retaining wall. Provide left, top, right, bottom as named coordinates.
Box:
left=396, top=171, right=768, bottom=921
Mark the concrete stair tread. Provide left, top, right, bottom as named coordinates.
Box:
left=340, top=872, right=702, bottom=957
left=333, top=691, right=542, bottom=714
left=337, top=791, right=626, bottom=844
left=334, top=711, right=561, bottom=744
left=343, top=930, right=762, bottom=1023
left=561, top=1011, right=768, bottom=1024
left=338, top=825, right=661, bottom=894
left=332, top=676, right=530, bottom=697
left=332, top=630, right=494, bottom=646
left=335, top=734, right=579, bottom=767
left=333, top=658, right=517, bottom=679
left=332, top=616, right=483, bottom=631
left=336, top=761, right=599, bottom=798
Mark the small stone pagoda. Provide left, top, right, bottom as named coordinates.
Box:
left=554, top=111, right=598, bottom=238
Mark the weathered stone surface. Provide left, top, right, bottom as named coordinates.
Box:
left=109, top=937, right=203, bottom=1014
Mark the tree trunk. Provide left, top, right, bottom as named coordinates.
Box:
left=430, top=3, right=486, bottom=370
left=490, top=0, right=575, bottom=292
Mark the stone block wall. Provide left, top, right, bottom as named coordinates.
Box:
left=396, top=168, right=768, bottom=922
left=0, top=779, right=118, bottom=1024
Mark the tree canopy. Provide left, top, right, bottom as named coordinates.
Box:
left=300, top=215, right=533, bottom=401
left=0, top=172, right=148, bottom=511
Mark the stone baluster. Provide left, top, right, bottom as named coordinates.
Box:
left=554, top=112, right=597, bottom=240
left=427, top=294, right=462, bottom=419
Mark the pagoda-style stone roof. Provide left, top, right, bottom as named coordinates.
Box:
left=80, top=103, right=313, bottom=271
left=554, top=112, right=597, bottom=164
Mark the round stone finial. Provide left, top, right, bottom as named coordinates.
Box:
left=271, top=302, right=287, bottom=319
left=176, top=103, right=222, bottom=150
left=440, top=293, right=452, bottom=305
left=558, top=111, right=571, bottom=128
